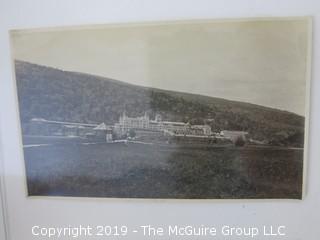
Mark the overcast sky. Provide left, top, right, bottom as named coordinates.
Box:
left=11, top=18, right=310, bottom=116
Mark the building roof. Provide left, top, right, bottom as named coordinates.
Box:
left=94, top=122, right=108, bottom=130
left=30, top=118, right=98, bottom=127
left=162, top=121, right=186, bottom=126
left=221, top=130, right=248, bottom=134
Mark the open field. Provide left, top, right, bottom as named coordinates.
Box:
left=22, top=137, right=303, bottom=199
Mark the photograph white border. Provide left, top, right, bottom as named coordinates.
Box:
left=9, top=16, right=313, bottom=201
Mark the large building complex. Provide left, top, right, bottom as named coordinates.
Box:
left=26, top=113, right=248, bottom=144
left=114, top=112, right=212, bottom=137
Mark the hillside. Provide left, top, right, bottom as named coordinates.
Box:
left=14, top=60, right=305, bottom=147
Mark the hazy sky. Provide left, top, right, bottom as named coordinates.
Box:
left=11, top=18, right=310, bottom=115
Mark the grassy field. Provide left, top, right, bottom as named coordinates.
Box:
left=23, top=140, right=304, bottom=199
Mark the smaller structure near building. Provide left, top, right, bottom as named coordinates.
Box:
left=28, top=118, right=99, bottom=137
left=95, top=123, right=113, bottom=142
left=220, top=130, right=248, bottom=142
left=92, top=123, right=113, bottom=142
left=27, top=118, right=113, bottom=142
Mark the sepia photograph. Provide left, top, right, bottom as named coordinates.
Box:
left=11, top=17, right=311, bottom=199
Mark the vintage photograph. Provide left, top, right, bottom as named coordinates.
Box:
left=11, top=17, right=311, bottom=199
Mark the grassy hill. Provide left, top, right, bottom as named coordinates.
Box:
left=14, top=60, right=305, bottom=147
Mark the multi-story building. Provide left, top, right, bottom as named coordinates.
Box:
left=114, top=112, right=212, bottom=137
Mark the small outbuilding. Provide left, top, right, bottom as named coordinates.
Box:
left=93, top=123, right=113, bottom=142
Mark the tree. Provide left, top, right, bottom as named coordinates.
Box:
left=128, top=129, right=136, bottom=138
left=234, top=135, right=246, bottom=147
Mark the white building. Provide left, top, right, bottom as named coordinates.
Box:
left=220, top=130, right=248, bottom=141
left=114, top=112, right=212, bottom=137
